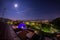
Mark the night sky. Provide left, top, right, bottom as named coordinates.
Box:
left=0, top=0, right=60, bottom=20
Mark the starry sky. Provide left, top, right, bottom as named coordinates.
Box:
left=0, top=0, right=60, bottom=20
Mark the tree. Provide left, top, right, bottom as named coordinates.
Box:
left=41, top=23, right=51, bottom=33
left=51, top=17, right=60, bottom=30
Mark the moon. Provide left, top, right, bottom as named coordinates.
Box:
left=14, top=3, right=18, bottom=8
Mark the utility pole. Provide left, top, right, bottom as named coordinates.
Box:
left=2, top=8, right=7, bottom=22
left=2, top=8, right=6, bottom=18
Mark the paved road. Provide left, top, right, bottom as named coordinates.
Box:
left=0, top=22, right=21, bottom=40
left=9, top=25, right=21, bottom=40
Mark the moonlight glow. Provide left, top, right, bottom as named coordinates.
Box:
left=14, top=3, right=18, bottom=8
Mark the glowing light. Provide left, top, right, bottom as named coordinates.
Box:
left=21, top=26, right=24, bottom=28
left=18, top=23, right=27, bottom=29
left=31, top=22, right=35, bottom=25
left=14, top=3, right=18, bottom=8
left=26, top=22, right=29, bottom=25
left=34, top=31, right=38, bottom=34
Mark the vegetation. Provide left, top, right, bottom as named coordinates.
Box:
left=26, top=17, right=60, bottom=33
left=51, top=17, right=60, bottom=31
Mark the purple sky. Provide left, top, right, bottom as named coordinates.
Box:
left=0, top=0, right=60, bottom=20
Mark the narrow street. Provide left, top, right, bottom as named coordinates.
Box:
left=0, top=22, right=21, bottom=40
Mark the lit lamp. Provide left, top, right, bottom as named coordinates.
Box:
left=18, top=23, right=27, bottom=30
left=31, top=22, right=35, bottom=25
left=26, top=22, right=29, bottom=25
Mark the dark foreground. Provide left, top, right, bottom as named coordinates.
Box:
left=0, top=21, right=60, bottom=40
